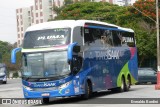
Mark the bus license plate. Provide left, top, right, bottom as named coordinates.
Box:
left=41, top=93, right=50, bottom=96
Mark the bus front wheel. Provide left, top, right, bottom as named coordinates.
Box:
left=42, top=98, right=49, bottom=104
left=82, top=81, right=92, bottom=99
left=2, top=81, right=7, bottom=84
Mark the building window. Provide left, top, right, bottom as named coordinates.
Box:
left=20, top=8, right=22, bottom=13
left=17, top=18, right=19, bottom=26
left=18, top=27, right=19, bottom=32
left=40, top=4, right=42, bottom=9
left=32, top=12, right=34, bottom=17
left=40, top=12, right=43, bottom=16
left=58, top=0, right=60, bottom=7
left=40, top=0, right=42, bottom=4
left=21, top=27, right=23, bottom=31
left=102, top=0, right=106, bottom=2
left=35, top=0, right=38, bottom=10
left=53, top=1, right=56, bottom=6
left=32, top=19, right=34, bottom=23
left=49, top=0, right=52, bottom=6
left=18, top=34, right=20, bottom=38
left=36, top=5, right=38, bottom=10
left=28, top=11, right=31, bottom=16
left=36, top=13, right=38, bottom=17
left=28, top=17, right=31, bottom=22
left=40, top=19, right=43, bottom=23
left=20, top=15, right=22, bottom=19
left=21, top=33, right=23, bottom=38
left=49, top=15, right=53, bottom=19
left=21, top=21, right=23, bottom=25
left=31, top=6, right=33, bottom=10
left=18, top=40, right=20, bottom=45
left=36, top=20, right=39, bottom=24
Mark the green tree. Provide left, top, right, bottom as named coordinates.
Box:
left=52, top=2, right=157, bottom=67
left=0, top=41, right=21, bottom=72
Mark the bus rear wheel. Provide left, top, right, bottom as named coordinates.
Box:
left=82, top=81, right=92, bottom=99
left=118, top=77, right=126, bottom=92
left=42, top=98, right=49, bottom=104
left=125, top=76, right=131, bottom=91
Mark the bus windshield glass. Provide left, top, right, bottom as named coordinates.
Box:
left=0, top=67, right=5, bottom=76
left=22, top=51, right=70, bottom=79
left=23, top=28, right=71, bottom=48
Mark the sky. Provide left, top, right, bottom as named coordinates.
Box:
left=0, top=0, right=34, bottom=44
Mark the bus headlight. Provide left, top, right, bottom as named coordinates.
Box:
left=59, top=81, right=71, bottom=89
left=23, top=86, right=33, bottom=91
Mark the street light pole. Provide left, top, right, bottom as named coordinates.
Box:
left=155, top=0, right=160, bottom=90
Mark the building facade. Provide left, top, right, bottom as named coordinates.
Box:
left=113, top=0, right=136, bottom=6
left=16, top=0, right=64, bottom=47
left=16, top=7, right=31, bottom=47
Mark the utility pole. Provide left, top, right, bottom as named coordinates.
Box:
left=155, top=0, right=160, bottom=90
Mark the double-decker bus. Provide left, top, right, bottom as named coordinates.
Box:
left=11, top=20, right=138, bottom=103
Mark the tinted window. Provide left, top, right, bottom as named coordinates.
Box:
left=100, top=29, right=113, bottom=46
left=121, top=32, right=135, bottom=47
left=0, top=67, right=5, bottom=75
left=84, top=28, right=94, bottom=45
left=84, top=28, right=113, bottom=47
left=112, top=31, right=122, bottom=46
left=138, top=69, right=155, bottom=75
left=23, top=28, right=71, bottom=48
left=72, top=26, right=83, bottom=46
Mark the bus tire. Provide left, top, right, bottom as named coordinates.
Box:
left=82, top=81, right=92, bottom=99
left=2, top=81, right=7, bottom=84
left=118, top=76, right=126, bottom=92
left=42, top=98, right=49, bottom=104
left=125, top=76, right=131, bottom=91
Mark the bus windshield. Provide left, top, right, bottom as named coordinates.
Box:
left=23, top=28, right=71, bottom=48
left=22, top=51, right=70, bottom=79
left=0, top=67, right=5, bottom=76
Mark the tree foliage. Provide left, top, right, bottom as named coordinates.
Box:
left=131, top=0, right=160, bottom=22
left=0, top=41, right=21, bottom=72
left=52, top=1, right=158, bottom=67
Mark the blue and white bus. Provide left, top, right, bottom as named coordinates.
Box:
left=11, top=20, right=138, bottom=103
left=0, top=63, right=7, bottom=84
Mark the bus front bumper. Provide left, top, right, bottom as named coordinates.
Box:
left=23, top=83, right=81, bottom=98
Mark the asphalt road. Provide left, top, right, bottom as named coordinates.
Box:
left=0, top=79, right=160, bottom=107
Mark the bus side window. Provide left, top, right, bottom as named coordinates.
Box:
left=112, top=31, right=122, bottom=47
left=72, top=26, right=83, bottom=72
left=121, top=32, right=135, bottom=47
left=84, top=28, right=94, bottom=46
left=101, top=30, right=113, bottom=46
left=73, top=26, right=83, bottom=46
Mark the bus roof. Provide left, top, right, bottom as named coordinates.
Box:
left=26, top=20, right=134, bottom=32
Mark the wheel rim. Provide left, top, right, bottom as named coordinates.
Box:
left=87, top=83, right=90, bottom=96
left=121, top=78, right=124, bottom=91
left=127, top=78, right=131, bottom=88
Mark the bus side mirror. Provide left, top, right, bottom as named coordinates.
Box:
left=73, top=46, right=80, bottom=53
left=11, top=48, right=21, bottom=64
left=67, top=42, right=78, bottom=62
